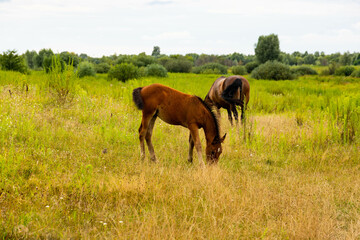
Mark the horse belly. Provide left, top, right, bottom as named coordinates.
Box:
left=157, top=106, right=184, bottom=126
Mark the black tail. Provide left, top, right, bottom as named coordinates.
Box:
left=221, top=78, right=243, bottom=105
left=132, top=87, right=144, bottom=110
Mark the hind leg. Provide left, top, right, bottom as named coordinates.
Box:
left=138, top=110, right=156, bottom=161
left=145, top=114, right=157, bottom=162
left=240, top=102, right=245, bottom=122
left=231, top=104, right=239, bottom=123
left=226, top=108, right=233, bottom=125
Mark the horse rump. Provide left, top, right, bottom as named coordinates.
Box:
left=220, top=77, right=243, bottom=105
left=132, top=87, right=144, bottom=110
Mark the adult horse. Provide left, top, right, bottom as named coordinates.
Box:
left=132, top=83, right=226, bottom=166
left=204, top=75, right=250, bottom=125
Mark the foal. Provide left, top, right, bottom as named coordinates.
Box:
left=132, top=83, right=226, bottom=166
left=205, top=75, right=250, bottom=125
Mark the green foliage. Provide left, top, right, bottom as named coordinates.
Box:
left=158, top=56, right=193, bottom=73
left=231, top=65, right=247, bottom=75
left=60, top=51, right=80, bottom=67
left=334, top=66, right=355, bottom=76
left=351, top=69, right=360, bottom=78
left=24, top=50, right=38, bottom=69
left=94, top=62, right=111, bottom=73
left=35, top=48, right=54, bottom=70
left=291, top=66, right=318, bottom=76
left=251, top=61, right=294, bottom=80
left=151, top=46, right=161, bottom=57
left=145, top=64, right=168, bottom=77
left=108, top=63, right=139, bottom=82
left=255, top=34, right=280, bottom=64
left=245, top=61, right=259, bottom=73
left=77, top=61, right=96, bottom=78
left=46, top=55, right=77, bottom=103
left=0, top=50, right=28, bottom=73
left=192, top=63, right=228, bottom=74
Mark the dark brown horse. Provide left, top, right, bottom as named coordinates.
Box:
left=132, top=83, right=226, bottom=166
left=205, top=75, right=250, bottom=125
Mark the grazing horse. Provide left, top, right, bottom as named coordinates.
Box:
left=132, top=83, right=226, bottom=166
left=205, top=75, right=250, bottom=125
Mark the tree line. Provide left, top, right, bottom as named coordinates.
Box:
left=1, top=34, right=359, bottom=80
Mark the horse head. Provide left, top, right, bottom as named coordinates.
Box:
left=206, top=133, right=226, bottom=164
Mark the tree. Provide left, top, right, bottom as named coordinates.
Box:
left=35, top=48, right=54, bottom=69
left=151, top=46, right=161, bottom=57
left=255, top=34, right=280, bottom=64
left=0, top=50, right=27, bottom=73
left=24, top=50, right=38, bottom=69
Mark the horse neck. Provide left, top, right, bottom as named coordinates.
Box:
left=202, top=112, right=218, bottom=145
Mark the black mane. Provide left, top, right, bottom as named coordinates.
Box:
left=195, top=96, right=220, bottom=138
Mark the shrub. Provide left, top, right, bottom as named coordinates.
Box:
left=94, top=62, right=111, bottom=73
left=231, top=65, right=247, bottom=75
left=78, top=62, right=96, bottom=78
left=145, top=64, right=168, bottom=77
left=351, top=69, right=360, bottom=78
left=251, top=61, right=294, bottom=80
left=291, top=66, right=318, bottom=76
left=46, top=55, right=77, bottom=103
left=159, top=57, right=192, bottom=73
left=192, top=63, right=227, bottom=74
left=245, top=61, right=259, bottom=73
left=0, top=50, right=28, bottom=73
left=334, top=66, right=355, bottom=76
left=108, top=63, right=139, bottom=82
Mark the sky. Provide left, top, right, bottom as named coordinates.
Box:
left=0, top=0, right=359, bottom=57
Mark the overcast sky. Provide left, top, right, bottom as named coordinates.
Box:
left=0, top=0, right=359, bottom=57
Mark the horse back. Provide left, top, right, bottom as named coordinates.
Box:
left=139, top=84, right=206, bottom=127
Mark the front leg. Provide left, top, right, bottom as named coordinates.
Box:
left=189, top=125, right=205, bottom=168
left=188, top=133, right=194, bottom=163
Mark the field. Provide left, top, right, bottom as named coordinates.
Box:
left=1, top=70, right=360, bottom=239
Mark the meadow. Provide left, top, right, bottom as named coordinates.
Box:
left=1, top=70, right=360, bottom=239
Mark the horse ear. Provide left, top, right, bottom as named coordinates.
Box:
left=221, top=133, right=226, bottom=143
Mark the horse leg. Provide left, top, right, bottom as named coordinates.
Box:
left=189, top=125, right=205, bottom=167
left=231, top=104, right=239, bottom=123
left=145, top=114, right=157, bottom=162
left=187, top=133, right=194, bottom=163
left=138, top=111, right=156, bottom=161
left=240, top=102, right=245, bottom=122
left=226, top=108, right=233, bottom=125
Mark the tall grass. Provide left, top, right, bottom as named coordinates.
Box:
left=1, top=71, right=360, bottom=239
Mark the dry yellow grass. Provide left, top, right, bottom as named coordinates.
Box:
left=1, top=72, right=360, bottom=239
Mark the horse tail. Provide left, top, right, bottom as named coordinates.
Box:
left=221, top=78, right=243, bottom=105
left=132, top=87, right=144, bottom=110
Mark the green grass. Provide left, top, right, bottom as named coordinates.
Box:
left=1, top=70, right=360, bottom=239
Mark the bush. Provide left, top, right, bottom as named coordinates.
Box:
left=94, top=62, right=111, bottom=73
left=245, top=61, right=259, bottom=73
left=192, top=63, right=227, bottom=74
left=351, top=69, right=360, bottom=78
left=145, top=64, right=168, bottom=77
left=108, top=63, right=139, bottom=82
left=334, top=66, right=355, bottom=76
left=231, top=65, right=247, bottom=75
left=251, top=61, right=294, bottom=80
left=78, top=62, right=96, bottom=78
left=159, top=57, right=192, bottom=73
left=291, top=66, right=318, bottom=76
left=46, top=55, right=77, bottom=103
left=0, top=50, right=28, bottom=73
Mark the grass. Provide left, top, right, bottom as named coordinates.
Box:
left=1, top=70, right=360, bottom=239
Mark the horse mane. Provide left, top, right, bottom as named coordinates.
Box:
left=194, top=96, right=221, bottom=139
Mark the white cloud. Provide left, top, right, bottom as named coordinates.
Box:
left=142, top=31, right=192, bottom=41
